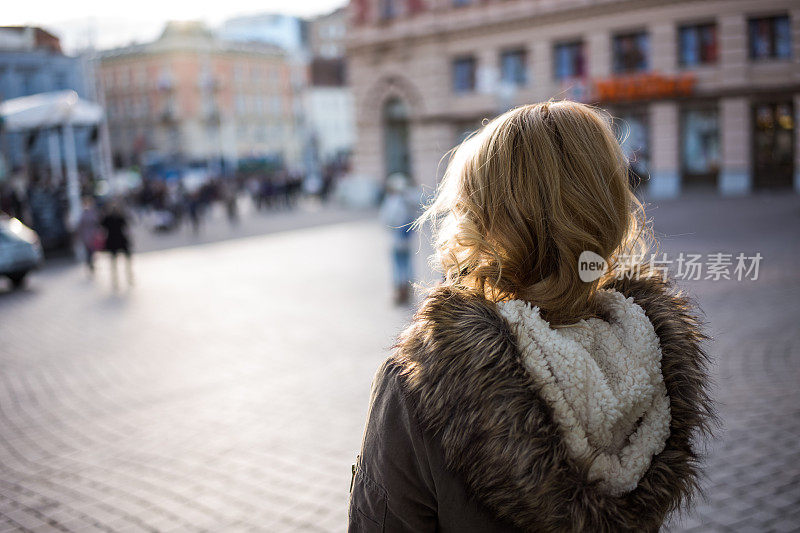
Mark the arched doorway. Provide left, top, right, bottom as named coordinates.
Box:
left=383, top=98, right=411, bottom=179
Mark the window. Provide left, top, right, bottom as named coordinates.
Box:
left=119, top=68, right=129, bottom=87
left=753, top=101, right=795, bottom=188
left=679, top=23, right=718, bottom=66
left=681, top=108, right=720, bottom=180
left=500, top=49, right=527, bottom=86
left=553, top=41, right=585, bottom=80
left=53, top=72, right=68, bottom=90
left=20, top=69, right=36, bottom=95
left=380, top=0, right=397, bottom=20
left=613, top=32, right=649, bottom=73
left=452, top=56, right=477, bottom=93
left=749, top=15, right=791, bottom=59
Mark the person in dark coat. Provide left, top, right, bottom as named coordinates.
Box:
left=349, top=102, right=715, bottom=532
left=101, top=199, right=134, bottom=289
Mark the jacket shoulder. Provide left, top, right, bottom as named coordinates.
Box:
left=392, top=286, right=516, bottom=379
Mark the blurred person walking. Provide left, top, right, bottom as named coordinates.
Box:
left=224, top=181, right=239, bottom=225
left=77, top=197, right=103, bottom=274
left=101, top=200, right=134, bottom=290
left=350, top=102, right=714, bottom=532
left=187, top=191, right=202, bottom=235
left=379, top=173, right=418, bottom=306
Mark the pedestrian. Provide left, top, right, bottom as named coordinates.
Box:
left=76, top=196, right=102, bottom=273
left=101, top=199, right=134, bottom=289
left=224, top=181, right=239, bottom=225
left=379, top=173, right=418, bottom=305
left=187, top=191, right=202, bottom=235
left=349, top=102, right=715, bottom=532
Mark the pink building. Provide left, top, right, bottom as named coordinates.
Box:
left=100, top=21, right=300, bottom=171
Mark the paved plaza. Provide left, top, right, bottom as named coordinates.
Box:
left=0, top=195, right=798, bottom=532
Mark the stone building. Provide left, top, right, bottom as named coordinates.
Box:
left=347, top=0, right=800, bottom=197
left=99, top=21, right=299, bottom=173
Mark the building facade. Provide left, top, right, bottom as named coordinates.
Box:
left=99, top=22, right=299, bottom=173
left=309, top=7, right=349, bottom=59
left=347, top=0, right=800, bottom=197
left=219, top=13, right=311, bottom=174
left=306, top=8, right=354, bottom=165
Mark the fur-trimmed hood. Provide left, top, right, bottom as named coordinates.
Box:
left=392, top=273, right=715, bottom=532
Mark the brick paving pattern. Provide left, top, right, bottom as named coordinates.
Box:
left=0, top=195, right=798, bottom=532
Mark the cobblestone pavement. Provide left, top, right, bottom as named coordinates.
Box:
left=0, top=194, right=798, bottom=532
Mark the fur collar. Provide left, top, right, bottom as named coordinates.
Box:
left=393, top=273, right=715, bottom=532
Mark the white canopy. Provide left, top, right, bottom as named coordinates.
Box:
left=0, top=91, right=107, bottom=237
left=0, top=90, right=103, bottom=131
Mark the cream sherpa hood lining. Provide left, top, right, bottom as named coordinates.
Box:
left=497, top=289, right=672, bottom=495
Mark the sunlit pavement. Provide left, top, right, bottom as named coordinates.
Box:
left=0, top=194, right=798, bottom=532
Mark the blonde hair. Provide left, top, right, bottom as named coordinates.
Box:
left=418, top=101, right=651, bottom=326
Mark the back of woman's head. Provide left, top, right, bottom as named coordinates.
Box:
left=419, top=100, right=649, bottom=326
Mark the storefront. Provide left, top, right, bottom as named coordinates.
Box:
left=752, top=98, right=795, bottom=189
left=680, top=104, right=721, bottom=189
left=594, top=73, right=695, bottom=193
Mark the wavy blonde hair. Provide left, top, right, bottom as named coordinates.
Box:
left=417, top=101, right=651, bottom=326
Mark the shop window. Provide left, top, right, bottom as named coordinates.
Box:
left=679, top=23, right=718, bottom=66
left=749, top=15, right=792, bottom=59
left=613, top=32, right=649, bottom=73
left=681, top=108, right=720, bottom=185
left=453, top=56, right=477, bottom=93
left=553, top=41, right=585, bottom=80
left=753, top=101, right=795, bottom=188
left=500, top=49, right=527, bottom=87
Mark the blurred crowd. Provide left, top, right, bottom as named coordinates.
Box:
left=0, top=160, right=346, bottom=254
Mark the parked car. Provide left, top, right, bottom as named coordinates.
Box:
left=0, top=216, right=43, bottom=288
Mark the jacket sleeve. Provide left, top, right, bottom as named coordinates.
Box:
left=348, top=359, right=438, bottom=532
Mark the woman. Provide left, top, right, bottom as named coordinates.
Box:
left=77, top=196, right=102, bottom=273
left=348, top=102, right=714, bottom=532
left=101, top=199, right=134, bottom=289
